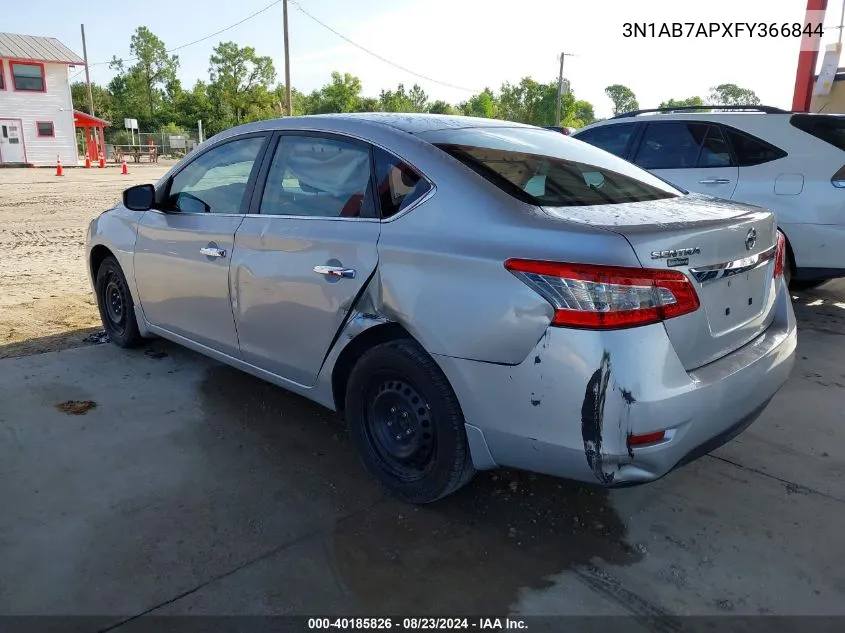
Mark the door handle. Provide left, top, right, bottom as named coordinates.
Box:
left=200, top=247, right=227, bottom=258
left=698, top=178, right=731, bottom=185
left=313, top=265, right=356, bottom=279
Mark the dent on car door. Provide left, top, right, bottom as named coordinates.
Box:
left=633, top=122, right=739, bottom=199
left=133, top=134, right=268, bottom=357
left=230, top=133, right=385, bottom=387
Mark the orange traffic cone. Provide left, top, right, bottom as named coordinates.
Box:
left=121, top=158, right=128, bottom=175
left=84, top=155, right=91, bottom=168
left=98, top=152, right=105, bottom=168
left=55, top=155, right=64, bottom=177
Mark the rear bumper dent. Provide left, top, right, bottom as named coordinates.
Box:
left=436, top=285, right=797, bottom=486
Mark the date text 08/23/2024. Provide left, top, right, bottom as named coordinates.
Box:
left=307, top=617, right=528, bottom=631
left=622, top=22, right=825, bottom=39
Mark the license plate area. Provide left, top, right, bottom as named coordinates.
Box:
left=701, top=266, right=769, bottom=336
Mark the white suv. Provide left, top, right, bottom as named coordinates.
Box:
left=573, top=106, right=845, bottom=285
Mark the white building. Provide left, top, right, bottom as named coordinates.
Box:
left=0, top=32, right=84, bottom=167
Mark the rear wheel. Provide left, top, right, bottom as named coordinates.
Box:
left=95, top=256, right=142, bottom=348
left=345, top=339, right=475, bottom=504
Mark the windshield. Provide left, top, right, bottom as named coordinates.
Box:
left=419, top=126, right=682, bottom=207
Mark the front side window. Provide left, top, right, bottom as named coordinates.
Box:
left=166, top=135, right=265, bottom=214
left=36, top=121, right=54, bottom=137
left=573, top=123, right=636, bottom=158
left=0, top=61, right=5, bottom=90
left=373, top=147, right=431, bottom=219
left=11, top=62, right=45, bottom=91
left=420, top=126, right=680, bottom=207
left=260, top=135, right=375, bottom=218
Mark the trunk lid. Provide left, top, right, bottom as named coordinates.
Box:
left=543, top=193, right=779, bottom=370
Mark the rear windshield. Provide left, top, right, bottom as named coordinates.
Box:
left=420, top=127, right=681, bottom=207
left=790, top=114, right=845, bottom=151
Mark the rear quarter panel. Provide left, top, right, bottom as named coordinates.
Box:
left=374, top=145, right=643, bottom=365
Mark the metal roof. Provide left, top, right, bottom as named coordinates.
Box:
left=0, top=32, right=84, bottom=65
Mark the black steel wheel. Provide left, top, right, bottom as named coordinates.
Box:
left=345, top=338, right=475, bottom=504
left=95, top=256, right=142, bottom=348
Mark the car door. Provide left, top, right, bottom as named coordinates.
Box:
left=230, top=132, right=383, bottom=387
left=631, top=121, right=739, bottom=199
left=133, top=133, right=269, bottom=358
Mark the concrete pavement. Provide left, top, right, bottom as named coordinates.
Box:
left=1, top=282, right=844, bottom=623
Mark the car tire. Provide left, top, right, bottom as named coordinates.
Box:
left=95, top=256, right=143, bottom=349
left=345, top=338, right=475, bottom=504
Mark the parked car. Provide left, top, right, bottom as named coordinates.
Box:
left=544, top=125, right=576, bottom=135
left=87, top=113, right=797, bottom=503
left=573, top=105, right=845, bottom=286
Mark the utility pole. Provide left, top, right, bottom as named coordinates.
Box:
left=839, top=0, right=845, bottom=44
left=283, top=0, right=292, bottom=116
left=80, top=24, right=95, bottom=116
left=555, top=52, right=575, bottom=126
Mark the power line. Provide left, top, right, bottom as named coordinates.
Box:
left=69, top=0, right=283, bottom=81
left=288, top=0, right=480, bottom=93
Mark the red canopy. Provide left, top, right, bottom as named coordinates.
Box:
left=73, top=110, right=111, bottom=128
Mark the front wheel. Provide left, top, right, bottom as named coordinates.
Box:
left=95, top=256, right=143, bottom=348
left=345, top=339, right=475, bottom=504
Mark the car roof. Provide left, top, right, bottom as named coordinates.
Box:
left=213, top=113, right=536, bottom=142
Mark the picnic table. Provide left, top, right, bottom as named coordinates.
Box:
left=113, top=145, right=159, bottom=164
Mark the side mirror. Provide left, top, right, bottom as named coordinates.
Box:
left=123, top=184, right=155, bottom=211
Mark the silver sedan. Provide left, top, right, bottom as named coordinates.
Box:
left=86, top=113, right=797, bottom=503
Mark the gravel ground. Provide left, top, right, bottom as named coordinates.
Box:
left=0, top=164, right=172, bottom=358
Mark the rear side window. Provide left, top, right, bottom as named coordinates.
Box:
left=699, top=126, right=731, bottom=167
left=373, top=147, right=431, bottom=219
left=789, top=114, right=845, bottom=152
left=421, top=127, right=680, bottom=207
left=261, top=135, right=375, bottom=218
left=725, top=127, right=787, bottom=166
left=574, top=123, right=636, bottom=157
left=634, top=122, right=710, bottom=169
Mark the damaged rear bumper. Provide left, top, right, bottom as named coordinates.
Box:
left=432, top=284, right=797, bottom=486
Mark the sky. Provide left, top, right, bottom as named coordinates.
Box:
left=9, top=0, right=845, bottom=119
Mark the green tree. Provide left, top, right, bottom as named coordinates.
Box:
left=498, top=77, right=556, bottom=125
left=708, top=84, right=761, bottom=106
left=658, top=96, right=705, bottom=109
left=428, top=100, right=456, bottom=115
left=572, top=99, right=596, bottom=127
left=70, top=81, right=115, bottom=121
left=605, top=84, right=639, bottom=116
left=305, top=71, right=363, bottom=113
left=356, top=96, right=381, bottom=112
left=208, top=41, right=277, bottom=128
left=110, top=27, right=179, bottom=121
left=378, top=83, right=429, bottom=112
left=459, top=88, right=498, bottom=118
left=273, top=85, right=308, bottom=117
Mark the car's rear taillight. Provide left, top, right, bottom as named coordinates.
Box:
left=832, top=165, right=845, bottom=188
left=774, top=230, right=786, bottom=279
left=504, top=259, right=700, bottom=329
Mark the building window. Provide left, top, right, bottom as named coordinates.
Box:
left=0, top=61, right=5, bottom=90
left=11, top=61, right=45, bottom=91
left=36, top=121, right=55, bottom=137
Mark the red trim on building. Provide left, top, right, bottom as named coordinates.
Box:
left=36, top=121, right=55, bottom=137
left=9, top=60, right=46, bottom=93
left=0, top=60, right=5, bottom=91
